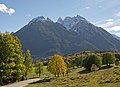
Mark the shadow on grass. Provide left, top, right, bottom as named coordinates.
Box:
left=99, top=65, right=113, bottom=70
left=78, top=69, right=91, bottom=74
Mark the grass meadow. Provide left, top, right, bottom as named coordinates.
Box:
left=26, top=65, right=120, bottom=87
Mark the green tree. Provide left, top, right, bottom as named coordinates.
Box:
left=35, top=61, right=43, bottom=77
left=84, top=54, right=102, bottom=71
left=48, top=54, right=67, bottom=77
left=64, top=59, right=71, bottom=75
left=115, top=58, right=119, bottom=66
left=0, top=33, right=25, bottom=85
left=72, top=57, right=81, bottom=68
left=102, top=52, right=115, bottom=66
left=24, top=50, right=33, bottom=79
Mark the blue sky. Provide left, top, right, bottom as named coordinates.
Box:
left=0, top=0, right=120, bottom=36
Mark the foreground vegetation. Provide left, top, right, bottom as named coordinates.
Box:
left=26, top=65, right=120, bottom=87
left=0, top=32, right=120, bottom=87
left=25, top=52, right=120, bottom=87
left=0, top=33, right=34, bottom=85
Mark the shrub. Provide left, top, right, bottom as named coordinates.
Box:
left=84, top=54, right=102, bottom=71
left=115, top=58, right=119, bottom=66
left=91, top=64, right=98, bottom=71
left=102, top=52, right=115, bottom=66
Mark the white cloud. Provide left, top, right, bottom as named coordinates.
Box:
left=106, top=26, right=120, bottom=32
left=116, top=12, right=120, bottom=17
left=98, top=21, right=113, bottom=28
left=84, top=7, right=90, bottom=9
left=106, top=19, right=114, bottom=22
left=96, top=18, right=120, bottom=28
left=0, top=4, right=15, bottom=15
left=95, top=18, right=120, bottom=36
left=110, top=26, right=120, bottom=31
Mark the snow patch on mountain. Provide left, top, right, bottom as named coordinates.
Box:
left=29, top=16, right=52, bottom=25
left=57, top=15, right=88, bottom=30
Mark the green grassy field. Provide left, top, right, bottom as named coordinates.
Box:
left=26, top=66, right=120, bottom=87
left=27, top=66, right=53, bottom=79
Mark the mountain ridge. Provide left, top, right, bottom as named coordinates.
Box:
left=13, top=15, right=120, bottom=57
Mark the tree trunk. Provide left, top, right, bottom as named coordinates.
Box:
left=63, top=73, right=64, bottom=77
left=0, top=78, right=3, bottom=85
left=39, top=73, right=40, bottom=77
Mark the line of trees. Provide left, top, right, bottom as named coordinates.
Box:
left=64, top=52, right=119, bottom=71
left=0, top=33, right=34, bottom=85
left=47, top=52, right=119, bottom=77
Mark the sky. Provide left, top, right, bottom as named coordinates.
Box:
left=0, top=0, right=120, bottom=36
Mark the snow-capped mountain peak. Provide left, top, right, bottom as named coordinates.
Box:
left=57, top=17, right=63, bottom=24
left=31, top=16, right=45, bottom=22
left=29, top=16, right=52, bottom=24
left=57, top=15, right=88, bottom=30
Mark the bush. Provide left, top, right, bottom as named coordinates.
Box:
left=73, top=66, right=78, bottom=69
left=115, top=58, right=119, bottom=66
left=91, top=64, right=98, bottom=71
left=84, top=54, right=102, bottom=71
left=102, top=52, right=115, bottom=66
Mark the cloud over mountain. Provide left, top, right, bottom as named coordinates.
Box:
left=95, top=18, right=120, bottom=36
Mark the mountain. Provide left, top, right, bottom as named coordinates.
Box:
left=13, top=15, right=120, bottom=57
left=58, top=15, right=120, bottom=51
left=112, top=34, right=120, bottom=41
left=14, top=16, right=79, bottom=56
left=57, top=15, right=87, bottom=30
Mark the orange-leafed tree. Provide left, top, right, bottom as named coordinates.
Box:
left=48, top=54, right=67, bottom=77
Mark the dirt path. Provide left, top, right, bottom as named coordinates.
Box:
left=2, top=78, right=41, bottom=87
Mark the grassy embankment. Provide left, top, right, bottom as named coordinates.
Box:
left=26, top=65, right=120, bottom=87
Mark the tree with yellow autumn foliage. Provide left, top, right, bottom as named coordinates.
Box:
left=48, top=54, right=67, bottom=77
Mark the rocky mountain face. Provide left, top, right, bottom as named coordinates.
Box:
left=57, top=15, right=87, bottom=30
left=112, top=34, right=120, bottom=41
left=13, top=15, right=120, bottom=57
